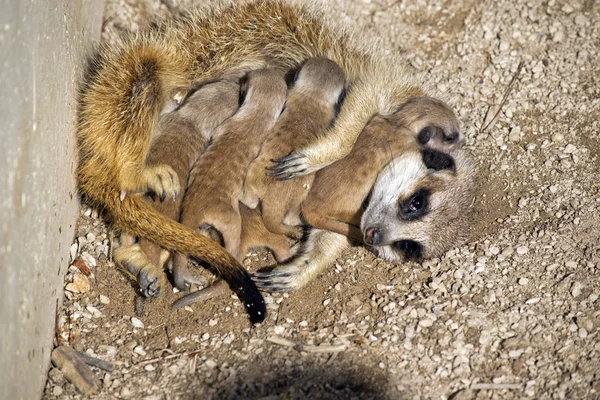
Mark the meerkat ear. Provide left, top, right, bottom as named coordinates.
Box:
left=238, top=75, right=249, bottom=106
left=422, top=149, right=455, bottom=172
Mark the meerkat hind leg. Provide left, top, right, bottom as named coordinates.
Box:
left=114, top=244, right=166, bottom=298
left=119, top=164, right=181, bottom=201
left=253, top=229, right=350, bottom=293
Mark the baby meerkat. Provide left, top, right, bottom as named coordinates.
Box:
left=172, top=68, right=287, bottom=279
left=242, top=57, right=346, bottom=237
left=114, top=80, right=240, bottom=294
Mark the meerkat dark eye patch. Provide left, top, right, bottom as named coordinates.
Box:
left=393, top=240, right=422, bottom=259
left=399, top=189, right=429, bottom=220
left=422, top=149, right=455, bottom=172
left=418, top=127, right=433, bottom=144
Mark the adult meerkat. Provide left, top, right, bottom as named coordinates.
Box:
left=77, top=0, right=447, bottom=321
left=242, top=57, right=346, bottom=237
left=254, top=104, right=476, bottom=292
left=171, top=68, right=287, bottom=281
left=301, top=97, right=464, bottom=240
left=114, top=80, right=241, bottom=294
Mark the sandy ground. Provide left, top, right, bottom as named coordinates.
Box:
left=44, top=0, right=599, bottom=399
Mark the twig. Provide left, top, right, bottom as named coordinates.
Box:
left=471, top=383, right=523, bottom=390
left=266, top=336, right=347, bottom=353
left=479, top=61, right=524, bottom=134
left=136, top=352, right=185, bottom=366
left=135, top=295, right=145, bottom=317
left=77, top=351, right=114, bottom=372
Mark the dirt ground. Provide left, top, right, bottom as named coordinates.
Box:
left=43, top=0, right=600, bottom=399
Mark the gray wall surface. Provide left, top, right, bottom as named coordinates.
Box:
left=0, top=1, right=104, bottom=398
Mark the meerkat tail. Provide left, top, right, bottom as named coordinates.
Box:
left=115, top=195, right=266, bottom=323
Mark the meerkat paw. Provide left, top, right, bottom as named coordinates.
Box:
left=142, top=164, right=181, bottom=201
left=114, top=244, right=165, bottom=298
left=252, top=262, right=307, bottom=293
left=268, top=150, right=319, bottom=180
left=172, top=261, right=206, bottom=292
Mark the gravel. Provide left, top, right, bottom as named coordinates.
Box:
left=43, top=0, right=600, bottom=399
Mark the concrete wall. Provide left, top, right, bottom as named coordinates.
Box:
left=0, top=1, right=104, bottom=398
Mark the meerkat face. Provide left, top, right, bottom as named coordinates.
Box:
left=393, top=97, right=465, bottom=153
left=360, top=148, right=476, bottom=263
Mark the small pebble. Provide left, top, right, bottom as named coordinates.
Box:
left=419, top=319, right=434, bottom=328
left=131, top=317, right=144, bottom=329
left=65, top=274, right=90, bottom=294
left=205, top=359, right=217, bottom=368
left=133, top=345, right=146, bottom=356
left=516, top=246, right=529, bottom=255
left=519, top=277, right=530, bottom=285
left=209, top=319, right=218, bottom=326
left=571, top=282, right=583, bottom=298
left=99, top=295, right=110, bottom=305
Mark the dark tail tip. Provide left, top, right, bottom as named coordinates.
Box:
left=227, top=271, right=266, bottom=324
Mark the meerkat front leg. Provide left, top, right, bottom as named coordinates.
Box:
left=272, top=63, right=424, bottom=179
left=253, top=229, right=350, bottom=293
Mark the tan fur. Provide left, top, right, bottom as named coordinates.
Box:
left=238, top=204, right=292, bottom=263
left=114, top=81, right=240, bottom=292
left=242, top=58, right=346, bottom=237
left=302, top=115, right=416, bottom=240
left=77, top=1, right=431, bottom=320
left=302, top=96, right=463, bottom=240
left=174, top=69, right=286, bottom=272
left=254, top=105, right=477, bottom=292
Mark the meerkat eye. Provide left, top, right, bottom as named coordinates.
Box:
left=400, top=189, right=429, bottom=220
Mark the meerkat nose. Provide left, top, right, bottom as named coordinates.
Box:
left=364, top=226, right=381, bottom=245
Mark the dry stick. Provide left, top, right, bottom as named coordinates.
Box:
left=471, top=383, right=523, bottom=390
left=480, top=61, right=524, bottom=134
left=136, top=352, right=186, bottom=367
left=77, top=351, right=114, bottom=372
left=51, top=346, right=101, bottom=396
left=266, top=336, right=347, bottom=353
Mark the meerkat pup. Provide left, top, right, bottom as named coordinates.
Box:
left=172, top=68, right=287, bottom=281
left=241, top=57, right=346, bottom=236
left=114, top=80, right=241, bottom=294
left=77, top=0, right=462, bottom=322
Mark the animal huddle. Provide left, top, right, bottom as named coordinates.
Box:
left=77, top=1, right=476, bottom=324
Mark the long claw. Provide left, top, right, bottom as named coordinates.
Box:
left=253, top=271, right=292, bottom=279
left=272, top=151, right=302, bottom=163
left=263, top=288, right=289, bottom=294
left=267, top=167, right=301, bottom=177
